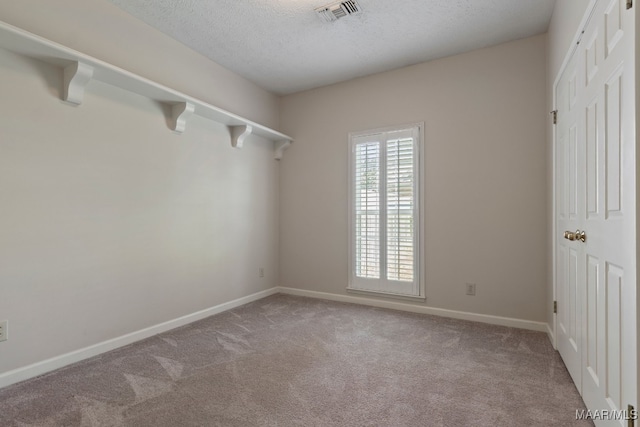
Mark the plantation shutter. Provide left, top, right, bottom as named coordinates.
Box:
left=349, top=125, right=421, bottom=297
left=386, top=135, right=414, bottom=282
left=354, top=141, right=381, bottom=279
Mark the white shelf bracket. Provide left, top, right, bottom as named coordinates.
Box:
left=274, top=140, right=292, bottom=160
left=230, top=125, right=253, bottom=148
left=63, top=61, right=94, bottom=105
left=169, top=102, right=195, bottom=134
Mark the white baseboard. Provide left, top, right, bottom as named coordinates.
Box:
left=276, top=287, right=548, bottom=332
left=0, top=287, right=279, bottom=390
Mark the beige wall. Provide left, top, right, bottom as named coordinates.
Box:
left=0, top=4, right=280, bottom=375
left=280, top=34, right=548, bottom=322
left=546, top=1, right=591, bottom=330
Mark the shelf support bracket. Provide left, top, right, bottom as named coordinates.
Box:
left=274, top=140, right=292, bottom=160
left=63, top=61, right=94, bottom=105
left=230, top=125, right=253, bottom=148
left=170, top=102, right=195, bottom=134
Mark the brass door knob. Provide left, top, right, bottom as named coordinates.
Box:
left=564, top=230, right=586, bottom=242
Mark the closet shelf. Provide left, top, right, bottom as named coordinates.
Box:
left=0, top=21, right=293, bottom=160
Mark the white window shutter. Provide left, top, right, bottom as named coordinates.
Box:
left=354, top=141, right=380, bottom=279
left=386, top=136, right=415, bottom=282
left=349, top=124, right=422, bottom=298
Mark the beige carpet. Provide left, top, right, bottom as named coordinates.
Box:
left=0, top=294, right=592, bottom=426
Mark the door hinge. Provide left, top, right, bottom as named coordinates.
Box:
left=551, top=110, right=558, bottom=125
left=553, top=301, right=557, bottom=314
left=629, top=405, right=636, bottom=427
left=627, top=0, right=633, bottom=10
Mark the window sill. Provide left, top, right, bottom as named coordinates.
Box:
left=346, top=287, right=426, bottom=302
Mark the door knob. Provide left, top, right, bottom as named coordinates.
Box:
left=564, top=230, right=586, bottom=242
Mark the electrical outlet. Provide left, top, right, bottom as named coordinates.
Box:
left=259, top=267, right=264, bottom=278
left=465, top=283, right=476, bottom=296
left=0, top=320, right=7, bottom=342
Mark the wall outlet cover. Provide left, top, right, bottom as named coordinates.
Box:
left=465, top=283, right=476, bottom=296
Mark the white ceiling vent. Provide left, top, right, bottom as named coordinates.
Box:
left=315, top=0, right=362, bottom=23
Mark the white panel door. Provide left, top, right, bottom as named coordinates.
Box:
left=556, top=46, right=584, bottom=391
left=555, top=0, right=637, bottom=424
left=579, top=0, right=636, bottom=422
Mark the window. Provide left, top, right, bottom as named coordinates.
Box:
left=348, top=124, right=423, bottom=298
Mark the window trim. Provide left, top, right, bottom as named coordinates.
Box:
left=347, top=122, right=425, bottom=300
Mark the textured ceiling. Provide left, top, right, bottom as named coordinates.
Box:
left=107, top=0, right=556, bottom=95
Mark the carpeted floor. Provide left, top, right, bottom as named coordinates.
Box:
left=0, top=294, right=593, bottom=426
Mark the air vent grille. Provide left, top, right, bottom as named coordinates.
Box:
left=342, top=1, right=359, bottom=14
left=315, top=0, right=362, bottom=23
